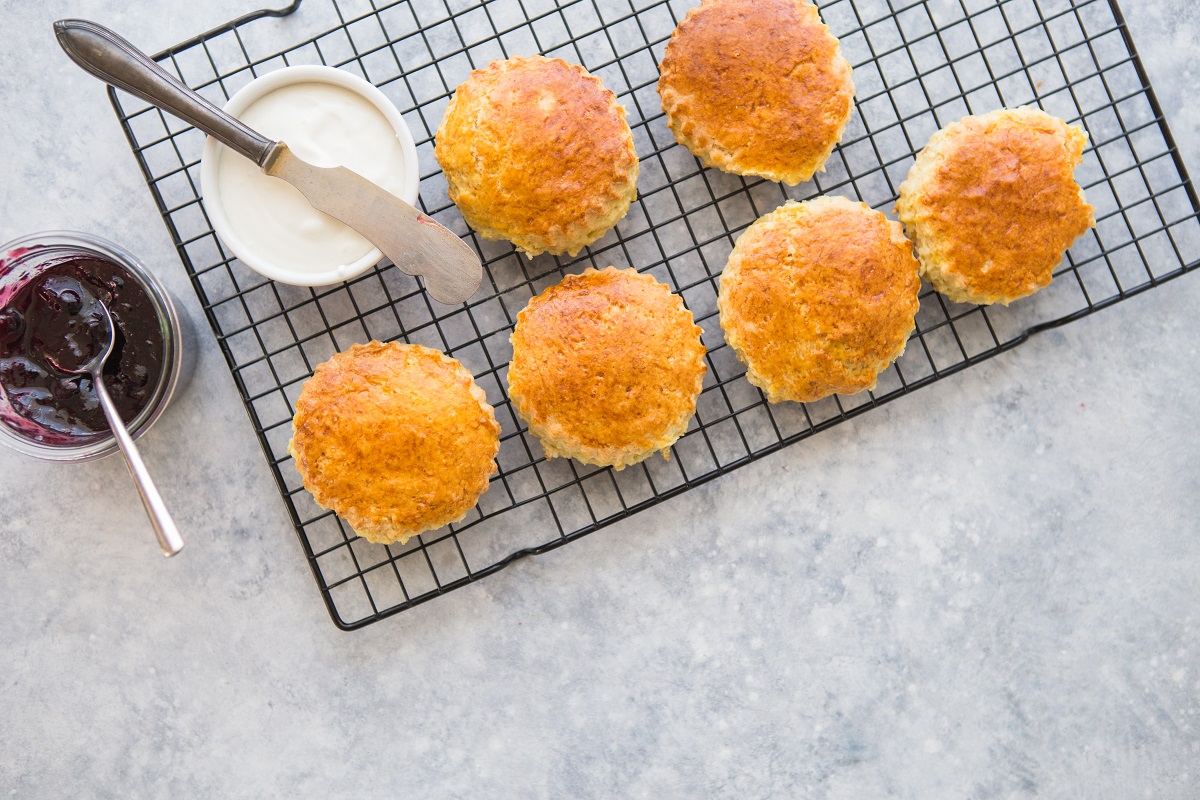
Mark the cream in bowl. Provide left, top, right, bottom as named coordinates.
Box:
left=200, top=66, right=420, bottom=285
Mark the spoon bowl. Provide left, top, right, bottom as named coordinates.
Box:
left=34, top=275, right=116, bottom=376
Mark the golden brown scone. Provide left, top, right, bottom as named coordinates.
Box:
left=288, top=342, right=500, bottom=544
left=896, top=107, right=1096, bottom=306
left=719, top=197, right=920, bottom=403
left=507, top=267, right=707, bottom=469
left=434, top=55, right=639, bottom=258
left=657, top=0, right=855, bottom=186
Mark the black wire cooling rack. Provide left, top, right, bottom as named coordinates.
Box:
left=110, top=0, right=1200, bottom=629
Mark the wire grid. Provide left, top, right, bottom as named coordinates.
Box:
left=109, top=0, right=1200, bottom=629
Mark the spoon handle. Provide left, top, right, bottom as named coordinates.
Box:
left=53, top=18, right=276, bottom=167
left=93, top=375, right=185, bottom=558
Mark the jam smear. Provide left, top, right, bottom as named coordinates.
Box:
left=0, top=254, right=165, bottom=445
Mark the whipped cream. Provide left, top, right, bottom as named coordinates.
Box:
left=213, top=81, right=410, bottom=275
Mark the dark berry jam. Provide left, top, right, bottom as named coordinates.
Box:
left=0, top=252, right=165, bottom=445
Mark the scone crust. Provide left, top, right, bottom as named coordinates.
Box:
left=435, top=55, right=639, bottom=258
left=657, top=0, right=855, bottom=186
left=896, top=107, right=1096, bottom=306
left=288, top=342, right=500, bottom=544
left=508, top=267, right=707, bottom=469
left=719, top=197, right=920, bottom=403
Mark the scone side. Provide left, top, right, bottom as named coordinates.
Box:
left=508, top=268, right=707, bottom=465
left=895, top=121, right=973, bottom=302
left=508, top=267, right=707, bottom=469
left=717, top=226, right=781, bottom=402
left=657, top=0, right=856, bottom=185
left=289, top=342, right=501, bottom=545
left=898, top=107, right=1097, bottom=306
left=719, top=198, right=920, bottom=403
left=435, top=56, right=640, bottom=258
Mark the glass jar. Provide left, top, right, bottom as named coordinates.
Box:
left=0, top=231, right=191, bottom=462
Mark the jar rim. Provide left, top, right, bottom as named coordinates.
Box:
left=0, top=231, right=185, bottom=463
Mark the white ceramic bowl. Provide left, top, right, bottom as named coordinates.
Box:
left=199, top=65, right=420, bottom=286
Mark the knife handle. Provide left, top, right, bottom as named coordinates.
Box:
left=54, top=18, right=277, bottom=167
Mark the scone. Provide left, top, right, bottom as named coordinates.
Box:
left=896, top=107, right=1096, bottom=305
left=288, top=342, right=500, bottom=544
left=657, top=0, right=855, bottom=186
left=507, top=267, right=707, bottom=469
left=719, top=197, right=920, bottom=403
left=434, top=55, right=639, bottom=258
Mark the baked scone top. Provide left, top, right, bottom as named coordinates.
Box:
left=435, top=55, right=639, bottom=258
left=507, top=267, right=707, bottom=469
left=657, top=0, right=855, bottom=185
left=719, top=197, right=921, bottom=403
left=289, top=342, right=500, bottom=544
left=896, top=107, right=1096, bottom=305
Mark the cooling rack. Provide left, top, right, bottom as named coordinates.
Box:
left=109, top=0, right=1200, bottom=629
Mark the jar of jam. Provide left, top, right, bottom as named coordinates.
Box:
left=0, top=231, right=190, bottom=462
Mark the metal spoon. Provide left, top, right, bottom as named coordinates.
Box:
left=42, top=297, right=184, bottom=557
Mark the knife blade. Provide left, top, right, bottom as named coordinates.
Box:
left=53, top=18, right=483, bottom=305
left=264, top=145, right=482, bottom=304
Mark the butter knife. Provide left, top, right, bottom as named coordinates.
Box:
left=53, top=18, right=483, bottom=305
